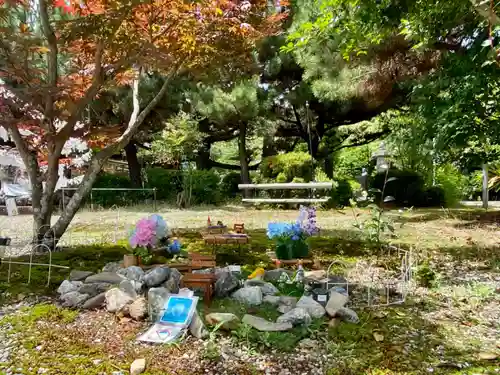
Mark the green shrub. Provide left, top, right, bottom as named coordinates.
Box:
left=186, top=169, right=221, bottom=205
left=92, top=173, right=137, bottom=207
left=261, top=152, right=313, bottom=182
left=370, top=169, right=426, bottom=207
left=434, top=164, right=467, bottom=206
left=328, top=179, right=352, bottom=208
left=220, top=172, right=242, bottom=198
left=145, top=168, right=183, bottom=201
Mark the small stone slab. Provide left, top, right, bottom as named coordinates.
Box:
left=277, top=307, right=311, bottom=326
left=69, top=270, right=94, bottom=281
left=242, top=314, right=292, bottom=332
left=231, top=286, right=262, bottom=305
left=205, top=313, right=239, bottom=330
left=85, top=272, right=125, bottom=284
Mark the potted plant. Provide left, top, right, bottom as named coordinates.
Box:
left=267, top=206, right=319, bottom=260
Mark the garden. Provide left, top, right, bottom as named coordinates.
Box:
left=1, top=0, right=500, bottom=374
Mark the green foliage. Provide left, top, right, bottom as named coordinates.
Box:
left=434, top=164, right=468, bottom=206
left=140, top=112, right=202, bottom=165
left=370, top=169, right=426, bottom=207
left=415, top=262, right=437, bottom=288
left=351, top=202, right=395, bottom=247
left=328, top=179, right=353, bottom=208
left=145, top=168, right=183, bottom=201
left=187, top=170, right=221, bottom=205
left=261, top=152, right=313, bottom=182
left=334, top=144, right=374, bottom=180
left=220, top=172, right=242, bottom=198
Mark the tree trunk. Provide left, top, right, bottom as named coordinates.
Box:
left=482, top=163, right=489, bottom=210
left=238, top=122, right=251, bottom=198
left=196, top=140, right=212, bottom=170
left=324, top=155, right=334, bottom=179
left=125, top=141, right=142, bottom=187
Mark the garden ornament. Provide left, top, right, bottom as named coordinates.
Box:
left=248, top=267, right=265, bottom=280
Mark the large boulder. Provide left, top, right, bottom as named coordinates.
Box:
left=143, top=267, right=170, bottom=287
left=277, top=307, right=311, bottom=326
left=57, top=280, right=83, bottom=295
left=147, top=287, right=170, bottom=322
left=205, top=313, right=239, bottom=330
left=79, top=283, right=112, bottom=297
left=214, top=272, right=240, bottom=297
left=242, top=314, right=292, bottom=332
left=244, top=280, right=279, bottom=296
left=102, top=262, right=121, bottom=273
left=119, top=280, right=138, bottom=299
left=163, top=268, right=181, bottom=294
left=105, top=288, right=134, bottom=313
left=231, top=286, right=262, bottom=306
left=325, top=291, right=349, bottom=317
left=69, top=270, right=94, bottom=282
left=60, top=291, right=89, bottom=308
left=82, top=293, right=106, bottom=310
left=85, top=272, right=125, bottom=284
left=189, top=310, right=208, bottom=339
left=296, top=296, right=326, bottom=319
left=117, top=266, right=144, bottom=282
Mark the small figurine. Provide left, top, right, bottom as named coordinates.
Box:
left=168, top=238, right=181, bottom=254
left=248, top=267, right=265, bottom=280
left=217, top=220, right=224, bottom=226
left=207, top=216, right=212, bottom=227
left=293, top=260, right=305, bottom=284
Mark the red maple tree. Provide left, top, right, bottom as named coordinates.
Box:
left=0, top=0, right=285, bottom=243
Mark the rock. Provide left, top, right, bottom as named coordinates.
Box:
left=304, top=270, right=327, bottom=281
left=85, top=272, right=124, bottom=284
left=105, top=288, right=134, bottom=313
left=263, top=295, right=281, bottom=305
left=264, top=268, right=293, bottom=282
left=163, top=277, right=179, bottom=294
left=329, top=286, right=348, bottom=296
left=60, top=291, right=89, bottom=308
left=130, top=358, right=146, bottom=375
left=130, top=280, right=144, bottom=295
left=169, top=268, right=182, bottom=284
left=336, top=307, right=359, bottom=323
left=215, top=272, right=240, bottom=297
left=57, top=280, right=82, bottom=295
left=143, top=267, right=170, bottom=287
left=119, top=280, right=138, bottom=299
left=79, top=283, right=112, bottom=297
left=102, top=262, right=121, bottom=273
left=129, top=297, right=148, bottom=320
left=69, top=270, right=94, bottom=281
left=242, top=314, right=292, bottom=332
left=325, top=291, right=349, bottom=317
left=189, top=310, right=208, bottom=339
left=231, top=286, right=262, bottom=305
left=277, top=307, right=311, bottom=326
left=244, top=280, right=279, bottom=296
left=117, top=266, right=144, bottom=282
left=328, top=317, right=341, bottom=328
left=279, top=296, right=298, bottom=306
left=296, top=296, right=325, bottom=319
left=205, top=313, right=239, bottom=330
left=299, top=338, right=318, bottom=349
left=147, top=287, right=170, bottom=322
left=82, top=293, right=106, bottom=309
left=277, top=304, right=293, bottom=314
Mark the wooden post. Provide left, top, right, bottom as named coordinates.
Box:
left=482, top=163, right=489, bottom=210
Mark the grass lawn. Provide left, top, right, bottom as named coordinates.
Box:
left=0, top=206, right=498, bottom=374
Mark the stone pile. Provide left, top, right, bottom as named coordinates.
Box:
left=56, top=264, right=359, bottom=337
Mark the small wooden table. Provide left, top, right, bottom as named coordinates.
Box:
left=202, top=233, right=251, bottom=254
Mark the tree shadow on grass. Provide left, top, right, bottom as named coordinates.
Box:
left=324, top=302, right=498, bottom=375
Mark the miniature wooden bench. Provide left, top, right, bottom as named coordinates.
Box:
left=180, top=253, right=217, bottom=306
